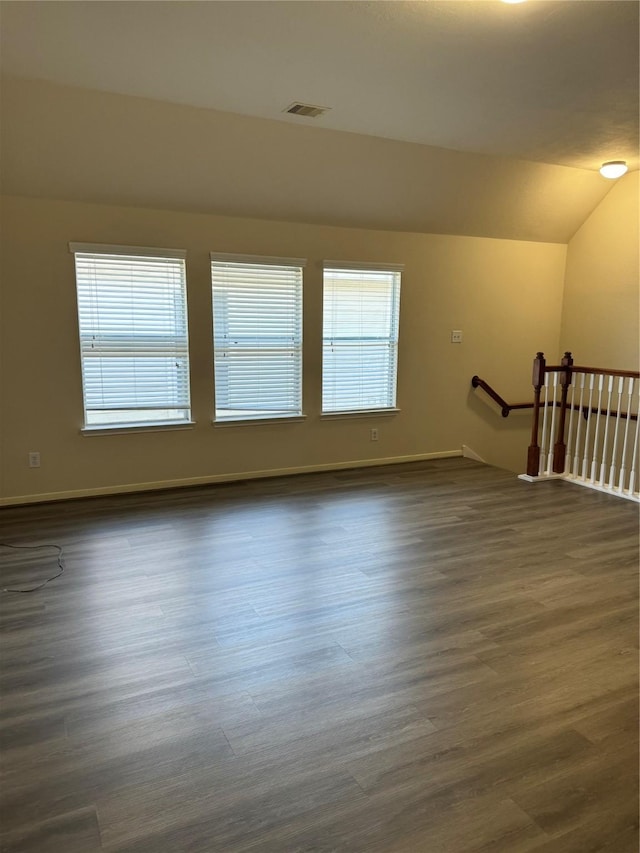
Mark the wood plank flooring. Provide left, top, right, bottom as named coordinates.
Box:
left=0, top=458, right=637, bottom=852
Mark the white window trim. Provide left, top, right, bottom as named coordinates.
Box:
left=81, top=422, right=196, bottom=436
left=323, top=260, right=404, bottom=272
left=70, top=243, right=186, bottom=260
left=320, top=408, right=400, bottom=420
left=211, top=252, right=307, bottom=267
left=212, top=414, right=307, bottom=428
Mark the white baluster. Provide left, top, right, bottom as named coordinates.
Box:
left=565, top=379, right=577, bottom=476
left=608, top=376, right=624, bottom=489
left=539, top=373, right=551, bottom=475
left=590, top=374, right=605, bottom=483
left=598, top=374, right=614, bottom=486
left=581, top=374, right=596, bottom=480
left=546, top=372, right=559, bottom=476
left=573, top=373, right=586, bottom=478
left=618, top=377, right=634, bottom=492
left=629, top=383, right=640, bottom=496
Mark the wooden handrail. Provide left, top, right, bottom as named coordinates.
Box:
left=571, top=365, right=640, bottom=379
left=472, top=374, right=638, bottom=422
left=471, top=376, right=533, bottom=418
left=575, top=403, right=637, bottom=422
left=545, top=364, right=639, bottom=379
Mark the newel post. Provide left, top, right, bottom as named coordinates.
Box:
left=552, top=351, right=573, bottom=474
left=526, top=352, right=546, bottom=476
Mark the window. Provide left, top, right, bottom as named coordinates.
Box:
left=211, top=253, right=304, bottom=421
left=322, top=262, right=402, bottom=413
left=71, top=243, right=191, bottom=429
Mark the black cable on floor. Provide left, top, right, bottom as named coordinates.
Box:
left=0, top=543, right=65, bottom=593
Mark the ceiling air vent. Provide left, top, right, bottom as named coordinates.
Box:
left=284, top=102, right=330, bottom=118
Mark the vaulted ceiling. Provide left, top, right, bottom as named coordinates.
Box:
left=1, top=1, right=638, bottom=243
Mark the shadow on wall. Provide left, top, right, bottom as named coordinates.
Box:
left=467, top=386, right=533, bottom=430
left=467, top=387, right=533, bottom=474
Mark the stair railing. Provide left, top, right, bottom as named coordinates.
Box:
left=524, top=352, right=639, bottom=501
left=470, top=376, right=534, bottom=418
left=471, top=353, right=639, bottom=501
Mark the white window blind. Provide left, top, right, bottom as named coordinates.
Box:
left=211, top=254, right=304, bottom=421
left=71, top=244, right=191, bottom=428
left=322, top=263, right=401, bottom=413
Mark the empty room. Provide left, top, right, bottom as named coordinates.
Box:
left=0, top=1, right=638, bottom=851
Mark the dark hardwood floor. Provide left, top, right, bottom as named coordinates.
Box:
left=0, top=458, right=637, bottom=852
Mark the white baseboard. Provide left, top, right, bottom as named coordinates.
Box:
left=518, top=472, right=639, bottom=503
left=0, top=449, right=463, bottom=507
left=517, top=473, right=564, bottom=483
left=461, top=444, right=486, bottom=463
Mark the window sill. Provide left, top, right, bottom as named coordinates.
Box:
left=320, top=408, right=401, bottom=420
left=81, top=421, right=196, bottom=436
left=213, top=414, right=307, bottom=427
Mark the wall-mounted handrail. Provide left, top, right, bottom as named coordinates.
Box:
left=471, top=376, right=533, bottom=418
left=574, top=403, right=637, bottom=422
left=472, top=374, right=638, bottom=422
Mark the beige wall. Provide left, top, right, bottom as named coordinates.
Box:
left=561, top=171, right=639, bottom=369
left=0, top=195, right=566, bottom=503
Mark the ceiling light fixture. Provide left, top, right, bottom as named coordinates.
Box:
left=599, top=161, right=628, bottom=179
left=501, top=0, right=527, bottom=4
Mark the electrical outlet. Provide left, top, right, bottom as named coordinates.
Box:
left=28, top=451, right=41, bottom=468
left=451, top=330, right=463, bottom=343
left=370, top=428, right=379, bottom=441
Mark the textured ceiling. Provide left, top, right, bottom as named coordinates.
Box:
left=1, top=1, right=638, bottom=242
left=1, top=0, right=638, bottom=171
